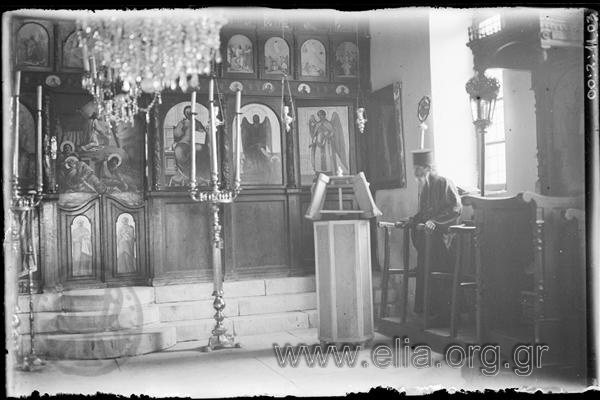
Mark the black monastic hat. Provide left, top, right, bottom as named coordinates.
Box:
left=411, top=149, right=434, bottom=167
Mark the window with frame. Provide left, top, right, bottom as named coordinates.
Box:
left=484, top=68, right=506, bottom=192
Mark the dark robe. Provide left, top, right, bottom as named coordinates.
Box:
left=411, top=172, right=462, bottom=315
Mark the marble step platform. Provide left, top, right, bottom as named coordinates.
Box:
left=162, top=310, right=319, bottom=343
left=157, top=292, right=317, bottom=322
left=16, top=286, right=155, bottom=313
left=13, top=276, right=333, bottom=359
left=21, top=324, right=177, bottom=359
left=17, top=304, right=160, bottom=335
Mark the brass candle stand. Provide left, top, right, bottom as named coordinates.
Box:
left=190, top=182, right=242, bottom=351
left=189, top=77, right=243, bottom=351
left=10, top=75, right=47, bottom=371
left=11, top=181, right=46, bottom=371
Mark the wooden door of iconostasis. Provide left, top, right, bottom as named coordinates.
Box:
left=57, top=195, right=149, bottom=289
left=49, top=91, right=149, bottom=289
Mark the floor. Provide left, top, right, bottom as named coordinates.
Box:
left=8, top=328, right=586, bottom=397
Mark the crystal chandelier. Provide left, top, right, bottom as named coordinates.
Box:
left=77, top=10, right=226, bottom=124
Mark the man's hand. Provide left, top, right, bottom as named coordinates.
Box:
left=425, top=220, right=436, bottom=232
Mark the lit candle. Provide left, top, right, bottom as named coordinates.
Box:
left=235, top=90, right=242, bottom=186
left=190, top=91, right=197, bottom=185
left=13, top=71, right=21, bottom=180
left=36, top=85, right=43, bottom=191
left=209, top=79, right=218, bottom=184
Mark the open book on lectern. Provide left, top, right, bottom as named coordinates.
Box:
left=304, top=172, right=382, bottom=221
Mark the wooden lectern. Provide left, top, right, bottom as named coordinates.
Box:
left=305, top=172, right=382, bottom=344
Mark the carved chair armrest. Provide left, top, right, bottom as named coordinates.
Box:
left=449, top=224, right=477, bottom=234
left=377, top=217, right=410, bottom=230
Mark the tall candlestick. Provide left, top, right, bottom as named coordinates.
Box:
left=190, top=91, right=197, bottom=185
left=36, top=85, right=43, bottom=192
left=235, top=90, right=242, bottom=186
left=209, top=79, right=218, bottom=185
left=13, top=71, right=22, bottom=180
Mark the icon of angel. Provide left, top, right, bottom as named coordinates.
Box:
left=308, top=109, right=349, bottom=175
left=241, top=114, right=279, bottom=174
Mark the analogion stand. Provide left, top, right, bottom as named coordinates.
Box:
left=305, top=173, right=382, bottom=345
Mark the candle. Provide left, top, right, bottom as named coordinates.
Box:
left=15, top=70, right=21, bottom=97
left=235, top=90, right=241, bottom=114
left=235, top=90, right=242, bottom=186
left=13, top=71, right=21, bottom=179
left=36, top=85, right=43, bottom=191
left=90, top=56, right=97, bottom=76
left=37, top=85, right=43, bottom=110
left=209, top=79, right=218, bottom=184
left=82, top=44, right=90, bottom=71
left=190, top=91, right=197, bottom=185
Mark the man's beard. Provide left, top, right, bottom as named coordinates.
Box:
left=415, top=176, right=426, bottom=194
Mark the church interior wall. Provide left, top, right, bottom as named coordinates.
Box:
left=503, top=68, right=537, bottom=195
left=369, top=9, right=432, bottom=270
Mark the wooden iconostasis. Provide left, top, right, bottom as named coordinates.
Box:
left=12, top=15, right=399, bottom=291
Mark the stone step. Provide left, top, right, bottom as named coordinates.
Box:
left=161, top=310, right=318, bottom=342
left=16, top=286, right=155, bottom=313
left=56, top=304, right=160, bottom=333
left=163, top=319, right=235, bottom=343
left=154, top=276, right=316, bottom=304
left=264, top=276, right=316, bottom=296
left=17, top=304, right=160, bottom=334
left=16, top=292, right=62, bottom=313
left=60, top=287, right=155, bottom=312
left=158, top=292, right=317, bottom=322
left=15, top=311, right=60, bottom=335
left=158, top=299, right=238, bottom=322
left=22, top=324, right=177, bottom=359
left=234, top=310, right=316, bottom=336
left=237, top=292, right=316, bottom=316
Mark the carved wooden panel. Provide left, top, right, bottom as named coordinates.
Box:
left=228, top=196, right=290, bottom=277
left=103, top=196, right=148, bottom=286
left=40, top=199, right=59, bottom=290
left=522, top=193, right=584, bottom=368
left=58, top=196, right=103, bottom=287
left=149, top=198, right=212, bottom=283
left=462, top=195, right=534, bottom=347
